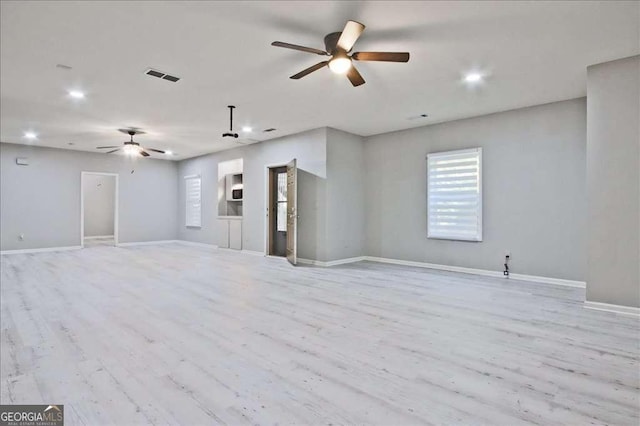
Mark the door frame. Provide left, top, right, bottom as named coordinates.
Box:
left=263, top=163, right=288, bottom=256
left=80, top=171, right=119, bottom=247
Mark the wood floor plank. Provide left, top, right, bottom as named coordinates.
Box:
left=1, top=243, right=638, bottom=425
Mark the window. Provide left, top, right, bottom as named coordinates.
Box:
left=427, top=148, right=482, bottom=241
left=276, top=172, right=287, bottom=232
left=185, top=175, right=201, bottom=227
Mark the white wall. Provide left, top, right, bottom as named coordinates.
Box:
left=364, top=98, right=587, bottom=281
left=82, top=174, right=115, bottom=237
left=177, top=128, right=329, bottom=260
left=586, top=55, right=640, bottom=308
left=0, top=143, right=178, bottom=250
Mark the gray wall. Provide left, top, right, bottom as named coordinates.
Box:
left=586, top=56, right=640, bottom=308
left=0, top=143, right=178, bottom=250
left=177, top=128, right=329, bottom=260
left=325, top=128, right=366, bottom=261
left=364, top=98, right=587, bottom=281
left=83, top=174, right=115, bottom=237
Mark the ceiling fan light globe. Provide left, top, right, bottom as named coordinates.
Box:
left=124, top=144, right=141, bottom=156
left=329, top=57, right=352, bottom=74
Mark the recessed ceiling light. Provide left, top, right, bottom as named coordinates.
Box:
left=164, top=150, right=173, bottom=156
left=24, top=131, right=37, bottom=140
left=242, top=126, right=252, bottom=133
left=464, top=73, right=483, bottom=83
left=68, top=90, right=85, bottom=99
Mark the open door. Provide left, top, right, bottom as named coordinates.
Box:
left=286, top=159, right=298, bottom=265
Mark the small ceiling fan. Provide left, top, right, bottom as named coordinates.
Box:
left=96, top=129, right=165, bottom=157
left=221, top=105, right=259, bottom=145
left=272, top=20, right=410, bottom=87
left=222, top=105, right=238, bottom=139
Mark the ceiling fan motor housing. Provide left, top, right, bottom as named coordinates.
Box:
left=324, top=32, right=342, bottom=54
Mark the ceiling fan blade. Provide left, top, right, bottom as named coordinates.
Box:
left=347, top=65, right=366, bottom=87
left=140, top=150, right=150, bottom=157
left=147, top=148, right=165, bottom=154
left=105, top=148, right=121, bottom=154
left=96, top=146, right=120, bottom=149
left=271, top=41, right=328, bottom=56
left=290, top=61, right=329, bottom=79
left=352, top=52, right=410, bottom=62
left=337, top=20, right=365, bottom=52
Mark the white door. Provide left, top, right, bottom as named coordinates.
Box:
left=286, top=159, right=297, bottom=265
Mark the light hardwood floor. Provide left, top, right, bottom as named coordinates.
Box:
left=1, top=243, right=638, bottom=425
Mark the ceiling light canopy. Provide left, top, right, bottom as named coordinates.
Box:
left=24, top=131, right=37, bottom=139
left=164, top=150, right=173, bottom=156
left=242, top=126, right=252, bottom=133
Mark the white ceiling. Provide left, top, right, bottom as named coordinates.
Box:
left=1, top=1, right=638, bottom=160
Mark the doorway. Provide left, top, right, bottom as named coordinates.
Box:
left=267, top=166, right=288, bottom=257
left=81, top=172, right=118, bottom=247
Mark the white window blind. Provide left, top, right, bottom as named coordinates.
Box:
left=185, top=175, right=201, bottom=228
left=427, top=148, right=482, bottom=241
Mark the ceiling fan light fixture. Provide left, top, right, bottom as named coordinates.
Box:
left=328, top=56, right=352, bottom=74
left=123, top=144, right=140, bottom=156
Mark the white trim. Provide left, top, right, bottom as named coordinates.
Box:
left=1, top=245, right=82, bottom=255
left=297, top=256, right=366, bottom=267
left=116, top=240, right=179, bottom=247
left=241, top=249, right=264, bottom=257
left=364, top=256, right=500, bottom=277
left=83, top=235, right=115, bottom=240
left=81, top=172, right=119, bottom=248
left=364, top=256, right=585, bottom=288
left=584, top=301, right=640, bottom=317
left=508, top=272, right=585, bottom=288
left=175, top=240, right=218, bottom=249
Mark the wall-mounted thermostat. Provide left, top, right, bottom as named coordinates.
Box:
left=16, top=157, right=29, bottom=166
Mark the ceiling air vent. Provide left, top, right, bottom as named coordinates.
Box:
left=263, top=128, right=277, bottom=133
left=145, top=68, right=180, bottom=82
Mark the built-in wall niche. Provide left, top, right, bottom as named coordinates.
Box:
left=217, top=158, right=243, bottom=217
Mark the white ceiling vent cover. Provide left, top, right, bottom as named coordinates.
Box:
left=145, top=68, right=180, bottom=82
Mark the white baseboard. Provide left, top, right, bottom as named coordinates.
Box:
left=584, top=301, right=640, bottom=317
left=117, top=240, right=180, bottom=247
left=84, top=235, right=114, bottom=240
left=297, top=256, right=365, bottom=267
left=364, top=256, right=585, bottom=288
left=295, top=254, right=585, bottom=289
left=175, top=240, right=218, bottom=249
left=1, top=245, right=82, bottom=255
left=241, top=249, right=264, bottom=256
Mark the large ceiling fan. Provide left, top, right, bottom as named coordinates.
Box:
left=272, top=20, right=410, bottom=87
left=96, top=129, right=165, bottom=157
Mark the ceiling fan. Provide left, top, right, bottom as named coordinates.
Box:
left=271, top=20, right=410, bottom=87
left=96, top=129, right=166, bottom=157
